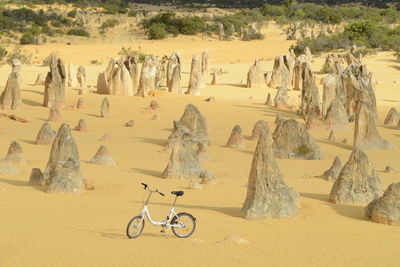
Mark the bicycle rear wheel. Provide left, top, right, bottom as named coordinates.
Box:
left=171, top=212, right=196, bottom=238
left=126, top=216, right=145, bottom=239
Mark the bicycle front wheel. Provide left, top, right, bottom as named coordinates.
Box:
left=171, top=212, right=196, bottom=238
left=126, top=215, right=145, bottom=239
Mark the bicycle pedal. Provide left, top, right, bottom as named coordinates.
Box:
left=160, top=230, right=165, bottom=233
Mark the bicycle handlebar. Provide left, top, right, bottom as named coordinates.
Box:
left=141, top=183, right=164, bottom=197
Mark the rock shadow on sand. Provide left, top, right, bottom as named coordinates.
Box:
left=300, top=192, right=366, bottom=221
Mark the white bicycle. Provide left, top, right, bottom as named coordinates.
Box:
left=126, top=183, right=196, bottom=239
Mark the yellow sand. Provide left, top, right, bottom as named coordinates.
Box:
left=1, top=25, right=400, bottom=267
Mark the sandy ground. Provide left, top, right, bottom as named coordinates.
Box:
left=1, top=25, right=400, bottom=267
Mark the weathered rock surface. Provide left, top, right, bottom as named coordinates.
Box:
left=137, top=56, right=157, bottom=97
left=186, top=55, right=202, bottom=95
left=251, top=120, right=269, bottom=141
left=100, top=97, right=110, bottom=118
left=329, top=150, right=381, bottom=204
left=29, top=168, right=44, bottom=185
left=4, top=141, right=26, bottom=165
left=74, top=119, right=87, bottom=132
left=268, top=55, right=291, bottom=89
left=43, top=56, right=66, bottom=108
left=353, top=101, right=394, bottom=150
left=247, top=59, right=264, bottom=88
left=366, top=182, right=400, bottom=226
left=0, top=72, right=21, bottom=110
left=226, top=125, right=245, bottom=148
left=162, top=133, right=215, bottom=184
left=44, top=124, right=84, bottom=194
left=48, top=106, right=62, bottom=122
left=273, top=119, right=323, bottom=160
left=242, top=130, right=299, bottom=219
left=89, top=145, right=116, bottom=166
left=322, top=156, right=342, bottom=181
left=35, top=122, right=57, bottom=145
left=384, top=107, right=399, bottom=126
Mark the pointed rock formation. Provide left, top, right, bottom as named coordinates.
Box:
left=0, top=159, right=19, bottom=175
left=274, top=86, right=289, bottom=109
left=146, top=100, right=159, bottom=111
left=89, top=145, right=116, bottom=166
left=186, top=55, right=202, bottom=95
left=268, top=55, right=291, bottom=89
left=168, top=65, right=181, bottom=93
left=242, top=130, right=299, bottom=220
left=273, top=119, right=323, bottom=160
left=329, top=150, right=381, bottom=204
left=35, top=122, right=57, bottom=145
left=44, top=124, right=84, bottom=193
left=301, top=62, right=321, bottom=117
left=201, top=51, right=209, bottom=84
left=137, top=56, right=157, bottom=97
left=322, top=156, right=342, bottom=181
left=226, top=125, right=245, bottom=148
left=43, top=56, right=66, bottom=108
left=251, top=120, right=269, bottom=141
left=4, top=141, right=26, bottom=165
left=29, top=168, right=44, bottom=185
left=67, top=62, right=78, bottom=87
left=101, top=133, right=112, bottom=141
left=162, top=133, right=215, bottom=184
left=384, top=165, right=395, bottom=173
left=167, top=52, right=181, bottom=88
left=124, top=55, right=140, bottom=94
left=328, top=130, right=335, bottom=141
left=366, top=182, right=400, bottom=226
left=211, top=72, right=218, bottom=85
left=108, top=59, right=133, bottom=96
left=384, top=107, right=399, bottom=126
left=77, top=98, right=87, bottom=109
left=246, top=59, right=264, bottom=88
left=265, top=93, right=272, bottom=106
left=125, top=120, right=134, bottom=127
left=34, top=73, right=46, bottom=86
left=354, top=101, right=394, bottom=150
left=100, top=97, right=110, bottom=118
left=77, top=66, right=87, bottom=88
left=293, top=55, right=307, bottom=91
left=324, top=99, right=349, bottom=130
left=48, top=106, right=61, bottom=122
left=74, top=119, right=87, bottom=132
left=0, top=71, right=21, bottom=110
left=167, top=104, right=208, bottom=150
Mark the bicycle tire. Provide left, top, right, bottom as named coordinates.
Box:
left=126, top=215, right=145, bottom=239
left=171, top=212, right=196, bottom=238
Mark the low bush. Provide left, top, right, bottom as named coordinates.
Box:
left=67, top=28, right=90, bottom=37
left=20, top=33, right=36, bottom=45
left=100, top=19, right=119, bottom=30
left=148, top=23, right=167, bottom=40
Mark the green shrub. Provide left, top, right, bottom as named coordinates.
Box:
left=0, top=46, right=7, bottom=62
left=100, top=19, right=120, bottom=30
left=67, top=28, right=90, bottom=37
left=297, top=145, right=311, bottom=156
left=148, top=23, right=167, bottom=40
left=67, top=9, right=77, bottom=18
left=118, top=46, right=152, bottom=63
left=20, top=33, right=35, bottom=44
left=142, top=12, right=206, bottom=39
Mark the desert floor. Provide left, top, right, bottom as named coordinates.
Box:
left=1, top=25, right=400, bottom=267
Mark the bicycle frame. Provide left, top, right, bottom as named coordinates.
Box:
left=138, top=191, right=184, bottom=228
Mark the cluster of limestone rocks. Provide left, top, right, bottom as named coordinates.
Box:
left=95, top=50, right=209, bottom=97
left=0, top=47, right=398, bottom=226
